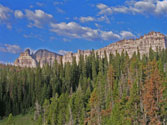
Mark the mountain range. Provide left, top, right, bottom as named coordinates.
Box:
left=14, top=31, right=167, bottom=67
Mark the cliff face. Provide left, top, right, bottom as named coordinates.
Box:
left=97, top=31, right=167, bottom=58
left=14, top=49, right=62, bottom=68
left=14, top=49, right=37, bottom=68
left=14, top=32, right=167, bottom=67
left=62, top=32, right=167, bottom=63
left=34, top=49, right=62, bottom=67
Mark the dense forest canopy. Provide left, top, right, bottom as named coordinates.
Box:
left=1, top=48, right=167, bottom=124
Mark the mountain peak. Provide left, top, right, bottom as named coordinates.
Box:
left=24, top=48, right=31, bottom=54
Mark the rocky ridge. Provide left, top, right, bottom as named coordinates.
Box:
left=14, top=32, right=167, bottom=67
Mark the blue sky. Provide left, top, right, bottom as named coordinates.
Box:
left=0, top=0, right=167, bottom=63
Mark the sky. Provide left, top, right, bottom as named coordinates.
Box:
left=0, top=0, right=167, bottom=63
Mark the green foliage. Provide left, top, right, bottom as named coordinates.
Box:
left=36, top=115, right=42, bottom=125
left=0, top=113, right=35, bottom=125
left=7, top=113, right=15, bottom=125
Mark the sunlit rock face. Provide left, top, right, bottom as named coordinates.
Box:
left=14, top=32, right=167, bottom=67
left=62, top=32, right=167, bottom=64
left=96, top=31, right=167, bottom=59
left=14, top=49, right=62, bottom=67
left=62, top=50, right=92, bottom=64
left=14, top=49, right=37, bottom=68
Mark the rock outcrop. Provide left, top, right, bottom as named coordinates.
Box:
left=14, top=31, right=167, bottom=67
left=34, top=49, right=62, bottom=67
left=14, top=49, right=62, bottom=68
left=14, top=49, right=37, bottom=68
left=97, top=31, right=167, bottom=58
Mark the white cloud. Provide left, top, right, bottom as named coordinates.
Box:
left=0, top=44, right=22, bottom=54
left=25, top=9, right=53, bottom=28
left=97, top=4, right=113, bottom=15
left=155, top=0, right=167, bottom=14
left=0, top=4, right=12, bottom=21
left=0, top=4, right=13, bottom=29
left=79, top=16, right=95, bottom=23
left=101, top=31, right=121, bottom=41
left=112, top=6, right=129, bottom=13
left=97, top=3, right=108, bottom=10
left=50, top=21, right=135, bottom=41
left=50, top=22, right=100, bottom=41
left=97, top=0, right=167, bottom=16
left=120, top=31, right=136, bottom=39
left=76, top=15, right=110, bottom=24
left=0, top=4, right=136, bottom=42
left=0, top=4, right=55, bottom=28
left=97, top=16, right=110, bottom=23
left=14, top=10, right=24, bottom=18
left=133, top=1, right=156, bottom=13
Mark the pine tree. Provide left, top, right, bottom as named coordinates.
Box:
left=86, top=89, right=101, bottom=125
left=70, top=86, right=85, bottom=125
left=57, top=93, right=69, bottom=125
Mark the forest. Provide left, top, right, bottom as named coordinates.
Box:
left=1, top=48, right=167, bottom=125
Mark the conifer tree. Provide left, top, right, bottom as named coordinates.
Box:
left=143, top=60, right=163, bottom=124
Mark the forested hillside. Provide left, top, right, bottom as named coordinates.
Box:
left=1, top=48, right=167, bottom=124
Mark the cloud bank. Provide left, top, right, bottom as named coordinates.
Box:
left=0, top=44, right=22, bottom=54
left=97, top=0, right=167, bottom=16
left=25, top=9, right=53, bottom=28
left=50, top=22, right=135, bottom=41
left=0, top=4, right=12, bottom=21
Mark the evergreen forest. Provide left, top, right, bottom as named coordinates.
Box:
left=1, top=48, right=167, bottom=125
